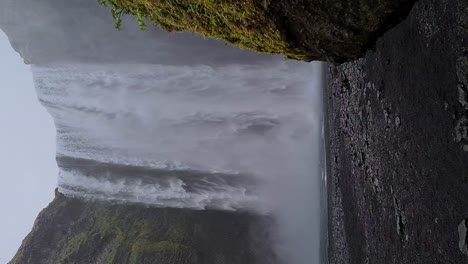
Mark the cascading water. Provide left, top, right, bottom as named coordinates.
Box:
left=33, top=62, right=322, bottom=212
left=0, top=0, right=325, bottom=261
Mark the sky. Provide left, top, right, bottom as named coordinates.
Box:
left=0, top=31, right=57, bottom=263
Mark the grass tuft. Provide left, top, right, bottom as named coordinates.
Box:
left=96, top=0, right=310, bottom=60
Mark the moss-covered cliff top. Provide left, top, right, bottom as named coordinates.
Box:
left=10, top=190, right=276, bottom=264
left=100, top=0, right=416, bottom=62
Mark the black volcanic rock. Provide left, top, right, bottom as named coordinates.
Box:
left=326, top=0, right=468, bottom=262
left=263, top=0, right=418, bottom=62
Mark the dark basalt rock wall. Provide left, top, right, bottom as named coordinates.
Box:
left=10, top=190, right=276, bottom=264
left=266, top=0, right=417, bottom=62
left=326, top=0, right=468, bottom=262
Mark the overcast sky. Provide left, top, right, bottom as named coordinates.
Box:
left=0, top=30, right=57, bottom=264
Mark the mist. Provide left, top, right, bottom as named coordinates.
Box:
left=0, top=0, right=325, bottom=263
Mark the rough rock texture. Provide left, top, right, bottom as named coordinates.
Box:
left=10, top=190, right=276, bottom=264
left=0, top=0, right=418, bottom=64
left=0, top=0, right=273, bottom=66
left=103, top=0, right=417, bottom=62
left=326, top=0, right=468, bottom=262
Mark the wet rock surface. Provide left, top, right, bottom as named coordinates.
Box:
left=326, top=0, right=468, bottom=262
left=266, top=0, right=418, bottom=62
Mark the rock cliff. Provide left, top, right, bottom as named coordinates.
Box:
left=10, top=190, right=276, bottom=264
left=326, top=0, right=468, bottom=262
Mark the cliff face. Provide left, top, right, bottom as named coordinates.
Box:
left=99, top=0, right=417, bottom=62
left=326, top=0, right=468, bottom=262
left=10, top=190, right=276, bottom=264
left=0, top=0, right=274, bottom=66
left=0, top=0, right=418, bottom=63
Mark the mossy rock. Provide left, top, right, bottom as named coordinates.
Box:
left=100, top=0, right=416, bottom=62
left=9, top=190, right=276, bottom=264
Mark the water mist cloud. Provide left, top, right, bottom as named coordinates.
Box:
left=1, top=0, right=325, bottom=262
left=34, top=61, right=324, bottom=264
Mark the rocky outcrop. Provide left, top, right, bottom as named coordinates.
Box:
left=10, top=190, right=275, bottom=264
left=102, top=0, right=417, bottom=62
left=0, top=0, right=417, bottom=63
left=0, top=0, right=274, bottom=66
left=326, top=0, right=468, bottom=262
left=262, top=0, right=417, bottom=62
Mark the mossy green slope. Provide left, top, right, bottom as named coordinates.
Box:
left=99, top=0, right=416, bottom=62
left=101, top=0, right=297, bottom=59
left=10, top=190, right=276, bottom=264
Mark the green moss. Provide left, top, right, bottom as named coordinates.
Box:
left=168, top=226, right=190, bottom=243
left=130, top=240, right=188, bottom=264
left=9, top=203, right=55, bottom=264
left=93, top=0, right=418, bottom=62
left=97, top=0, right=310, bottom=60
left=103, top=231, right=125, bottom=264
left=51, top=206, right=192, bottom=264
left=9, top=192, right=273, bottom=264
left=58, top=232, right=90, bottom=264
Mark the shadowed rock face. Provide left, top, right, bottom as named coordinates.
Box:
left=10, top=190, right=277, bottom=264
left=105, top=0, right=417, bottom=62
left=0, top=0, right=417, bottom=63
left=326, top=0, right=468, bottom=262
left=263, top=0, right=418, bottom=62
left=95, top=0, right=418, bottom=62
